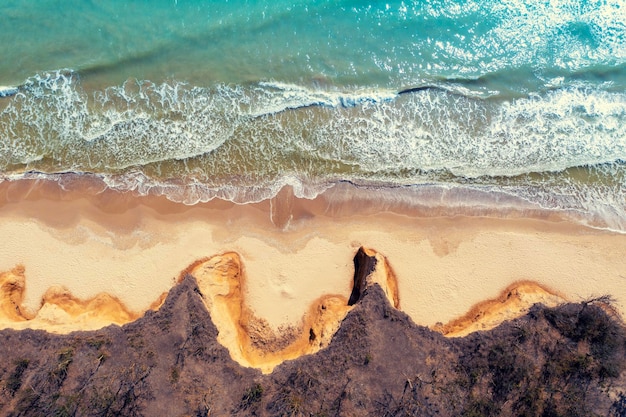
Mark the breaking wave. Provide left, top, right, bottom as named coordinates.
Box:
left=1, top=71, right=625, bottom=231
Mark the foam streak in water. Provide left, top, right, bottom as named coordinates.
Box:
left=1, top=72, right=625, bottom=230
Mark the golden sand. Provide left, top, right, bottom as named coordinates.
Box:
left=0, top=177, right=624, bottom=371
left=0, top=243, right=619, bottom=372
left=0, top=265, right=141, bottom=332
left=433, top=281, right=567, bottom=337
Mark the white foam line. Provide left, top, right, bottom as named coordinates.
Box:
left=0, top=86, right=18, bottom=97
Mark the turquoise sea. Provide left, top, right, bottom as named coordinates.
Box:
left=1, top=0, right=625, bottom=230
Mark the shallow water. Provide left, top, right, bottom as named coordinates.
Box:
left=1, top=0, right=625, bottom=230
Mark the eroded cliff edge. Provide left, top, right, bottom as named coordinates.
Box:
left=0, top=250, right=625, bottom=416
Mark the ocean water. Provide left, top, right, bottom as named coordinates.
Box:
left=0, top=0, right=625, bottom=230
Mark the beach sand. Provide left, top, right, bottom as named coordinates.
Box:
left=0, top=177, right=624, bottom=344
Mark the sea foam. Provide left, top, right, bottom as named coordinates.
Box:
left=1, top=71, right=625, bottom=231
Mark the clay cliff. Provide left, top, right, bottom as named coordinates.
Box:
left=0, top=249, right=625, bottom=416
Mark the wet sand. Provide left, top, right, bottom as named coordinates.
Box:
left=0, top=175, right=624, bottom=336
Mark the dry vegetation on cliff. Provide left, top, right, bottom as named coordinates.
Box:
left=0, top=265, right=624, bottom=416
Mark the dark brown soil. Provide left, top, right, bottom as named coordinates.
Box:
left=0, top=275, right=625, bottom=417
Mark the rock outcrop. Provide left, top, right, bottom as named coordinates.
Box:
left=348, top=246, right=399, bottom=309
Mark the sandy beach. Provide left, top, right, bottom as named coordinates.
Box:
left=0, top=176, right=624, bottom=341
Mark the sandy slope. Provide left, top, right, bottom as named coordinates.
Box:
left=0, top=179, right=624, bottom=358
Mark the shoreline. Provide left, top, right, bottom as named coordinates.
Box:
left=0, top=176, right=624, bottom=334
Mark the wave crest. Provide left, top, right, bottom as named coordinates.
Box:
left=1, top=72, right=625, bottom=230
